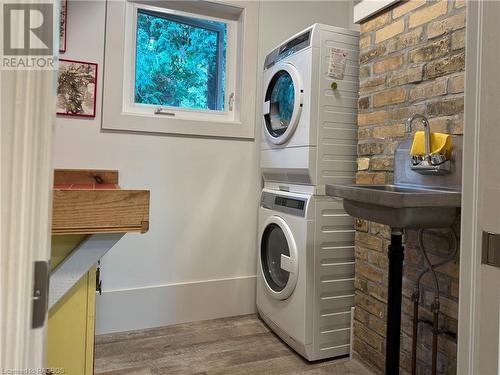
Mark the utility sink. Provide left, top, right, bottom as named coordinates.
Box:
left=326, top=135, right=463, bottom=230
left=326, top=184, right=461, bottom=229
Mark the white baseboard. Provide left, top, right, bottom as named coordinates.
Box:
left=95, top=275, right=257, bottom=334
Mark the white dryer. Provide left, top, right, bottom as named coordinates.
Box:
left=256, top=188, right=355, bottom=361
left=261, top=24, right=360, bottom=194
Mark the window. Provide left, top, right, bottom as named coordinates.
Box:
left=102, top=1, right=258, bottom=138
left=135, top=10, right=227, bottom=111
left=121, top=3, right=238, bottom=120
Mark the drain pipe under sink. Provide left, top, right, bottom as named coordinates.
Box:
left=386, top=229, right=405, bottom=375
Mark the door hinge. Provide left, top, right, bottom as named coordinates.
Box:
left=96, top=261, right=102, bottom=295
left=32, top=260, right=49, bottom=328
left=482, top=231, right=500, bottom=267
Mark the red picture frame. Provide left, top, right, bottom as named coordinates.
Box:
left=59, top=0, right=68, bottom=53
left=57, top=59, right=98, bottom=118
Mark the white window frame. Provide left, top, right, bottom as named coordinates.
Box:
left=123, top=2, right=237, bottom=120
left=102, top=0, right=258, bottom=139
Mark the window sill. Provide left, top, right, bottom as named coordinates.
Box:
left=102, top=110, right=254, bottom=139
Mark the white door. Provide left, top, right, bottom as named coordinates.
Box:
left=458, top=1, right=500, bottom=374
left=0, top=1, right=57, bottom=370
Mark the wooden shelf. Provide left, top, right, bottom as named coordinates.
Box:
left=53, top=169, right=119, bottom=185
left=51, top=169, right=150, bottom=235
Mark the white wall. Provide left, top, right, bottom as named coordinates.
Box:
left=53, top=0, right=353, bottom=334
left=258, top=1, right=356, bottom=57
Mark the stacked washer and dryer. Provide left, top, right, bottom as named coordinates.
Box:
left=256, top=24, right=360, bottom=361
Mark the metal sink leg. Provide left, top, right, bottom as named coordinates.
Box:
left=386, top=230, right=404, bottom=375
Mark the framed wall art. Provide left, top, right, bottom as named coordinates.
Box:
left=59, top=0, right=68, bottom=53
left=57, top=59, right=98, bottom=118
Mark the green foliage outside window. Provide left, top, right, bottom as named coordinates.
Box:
left=135, top=10, right=227, bottom=111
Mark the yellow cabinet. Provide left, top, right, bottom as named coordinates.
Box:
left=47, top=235, right=97, bottom=375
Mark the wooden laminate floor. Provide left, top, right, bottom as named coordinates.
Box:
left=94, top=314, right=373, bottom=375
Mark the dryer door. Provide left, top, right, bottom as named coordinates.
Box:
left=259, top=216, right=298, bottom=300
left=263, top=63, right=303, bottom=145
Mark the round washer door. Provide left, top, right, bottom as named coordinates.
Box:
left=263, top=63, right=303, bottom=145
left=259, top=216, right=298, bottom=300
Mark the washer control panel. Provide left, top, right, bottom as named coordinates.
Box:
left=261, top=191, right=307, bottom=217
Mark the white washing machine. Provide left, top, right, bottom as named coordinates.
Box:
left=256, top=188, right=356, bottom=361
left=261, top=24, right=359, bottom=194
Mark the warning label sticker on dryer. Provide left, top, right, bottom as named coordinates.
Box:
left=328, top=48, right=348, bottom=80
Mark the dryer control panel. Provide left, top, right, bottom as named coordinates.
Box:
left=261, top=191, right=307, bottom=217
left=264, top=29, right=312, bottom=70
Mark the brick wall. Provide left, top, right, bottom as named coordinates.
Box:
left=353, top=1, right=464, bottom=374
